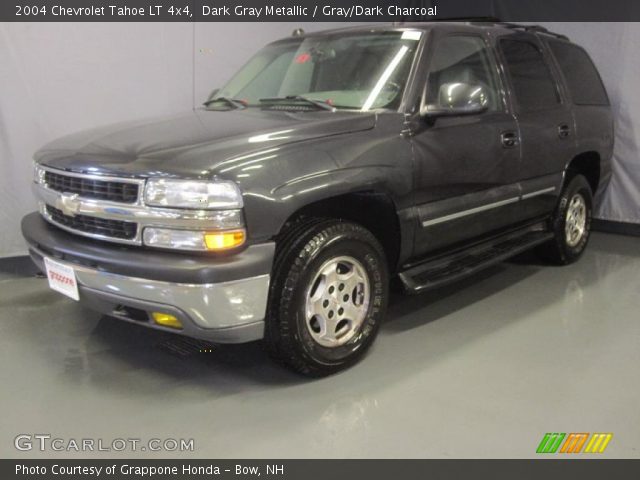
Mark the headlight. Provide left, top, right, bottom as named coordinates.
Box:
left=144, top=178, right=243, bottom=209
left=143, top=228, right=246, bottom=251
left=33, top=162, right=46, bottom=185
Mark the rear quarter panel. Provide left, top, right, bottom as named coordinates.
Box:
left=572, top=104, right=614, bottom=198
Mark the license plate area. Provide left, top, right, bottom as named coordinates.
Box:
left=44, top=257, right=80, bottom=301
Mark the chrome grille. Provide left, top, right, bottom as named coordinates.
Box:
left=35, top=166, right=243, bottom=247
left=46, top=205, right=137, bottom=240
left=44, top=170, right=139, bottom=203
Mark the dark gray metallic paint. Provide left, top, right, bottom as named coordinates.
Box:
left=28, top=22, right=614, bottom=273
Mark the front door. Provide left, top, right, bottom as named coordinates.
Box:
left=411, top=33, right=522, bottom=258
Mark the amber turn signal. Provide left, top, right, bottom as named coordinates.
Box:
left=204, top=230, right=246, bottom=251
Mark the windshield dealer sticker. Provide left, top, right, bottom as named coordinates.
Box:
left=401, top=31, right=422, bottom=41
left=295, top=53, right=311, bottom=64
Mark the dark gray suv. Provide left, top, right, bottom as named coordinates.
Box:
left=22, top=22, right=613, bottom=376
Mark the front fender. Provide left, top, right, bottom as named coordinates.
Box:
left=228, top=114, right=414, bottom=244
left=243, top=164, right=405, bottom=242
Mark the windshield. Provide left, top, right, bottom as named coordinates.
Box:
left=214, top=30, right=422, bottom=111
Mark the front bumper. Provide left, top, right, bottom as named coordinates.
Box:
left=22, top=212, right=275, bottom=343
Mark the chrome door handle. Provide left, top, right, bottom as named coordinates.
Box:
left=558, top=124, right=571, bottom=139
left=501, top=131, right=519, bottom=148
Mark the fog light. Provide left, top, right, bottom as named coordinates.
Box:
left=151, top=312, right=183, bottom=329
left=204, top=230, right=245, bottom=250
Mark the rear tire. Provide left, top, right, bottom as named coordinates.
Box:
left=538, top=174, right=593, bottom=265
left=264, top=218, right=389, bottom=377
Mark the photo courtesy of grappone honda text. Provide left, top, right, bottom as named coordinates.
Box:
left=22, top=22, right=613, bottom=376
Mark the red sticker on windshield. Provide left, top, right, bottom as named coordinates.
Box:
left=295, top=53, right=311, bottom=64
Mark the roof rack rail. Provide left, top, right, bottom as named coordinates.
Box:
left=467, top=20, right=569, bottom=40
left=503, top=23, right=569, bottom=40
left=437, top=16, right=503, bottom=22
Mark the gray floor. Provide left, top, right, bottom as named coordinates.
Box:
left=1, top=232, right=638, bottom=459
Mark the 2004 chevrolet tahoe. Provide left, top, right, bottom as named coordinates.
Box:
left=22, top=22, right=613, bottom=376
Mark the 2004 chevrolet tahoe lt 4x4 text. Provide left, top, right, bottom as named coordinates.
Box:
left=22, top=22, right=613, bottom=376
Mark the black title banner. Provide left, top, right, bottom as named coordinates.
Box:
left=3, top=0, right=640, bottom=22
left=3, top=459, right=640, bottom=480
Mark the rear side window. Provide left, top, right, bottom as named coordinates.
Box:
left=548, top=40, right=609, bottom=106
left=500, top=39, right=560, bottom=111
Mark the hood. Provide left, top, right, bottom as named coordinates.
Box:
left=35, top=109, right=376, bottom=178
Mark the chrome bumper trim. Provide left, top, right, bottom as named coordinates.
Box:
left=29, top=246, right=269, bottom=342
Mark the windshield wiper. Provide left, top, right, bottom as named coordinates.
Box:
left=203, top=97, right=247, bottom=109
left=259, top=95, right=335, bottom=111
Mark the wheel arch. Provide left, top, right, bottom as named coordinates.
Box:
left=564, top=151, right=601, bottom=193
left=275, top=190, right=404, bottom=272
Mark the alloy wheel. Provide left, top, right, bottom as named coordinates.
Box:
left=304, top=256, right=371, bottom=348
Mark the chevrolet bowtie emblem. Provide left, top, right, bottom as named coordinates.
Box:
left=57, top=193, right=81, bottom=217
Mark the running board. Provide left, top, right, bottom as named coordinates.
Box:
left=399, top=228, right=554, bottom=294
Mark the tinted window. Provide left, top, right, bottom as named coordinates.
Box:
left=217, top=32, right=420, bottom=110
left=548, top=40, right=608, bottom=105
left=500, top=39, right=560, bottom=111
left=427, top=35, right=501, bottom=112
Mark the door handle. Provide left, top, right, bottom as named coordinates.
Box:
left=558, top=124, right=571, bottom=139
left=501, top=131, right=519, bottom=148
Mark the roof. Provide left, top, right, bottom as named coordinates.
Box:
left=283, top=21, right=569, bottom=41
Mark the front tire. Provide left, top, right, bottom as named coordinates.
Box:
left=264, top=218, right=389, bottom=377
left=539, top=174, right=593, bottom=265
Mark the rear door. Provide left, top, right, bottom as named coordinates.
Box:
left=545, top=38, right=613, bottom=203
left=497, top=34, right=574, bottom=219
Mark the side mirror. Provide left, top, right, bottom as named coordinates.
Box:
left=205, top=88, right=220, bottom=104
left=421, top=82, right=489, bottom=118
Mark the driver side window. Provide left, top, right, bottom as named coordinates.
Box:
left=426, top=35, right=501, bottom=112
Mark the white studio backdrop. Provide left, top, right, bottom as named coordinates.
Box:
left=541, top=23, right=640, bottom=226
left=0, top=22, right=638, bottom=258
left=0, top=22, right=344, bottom=258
